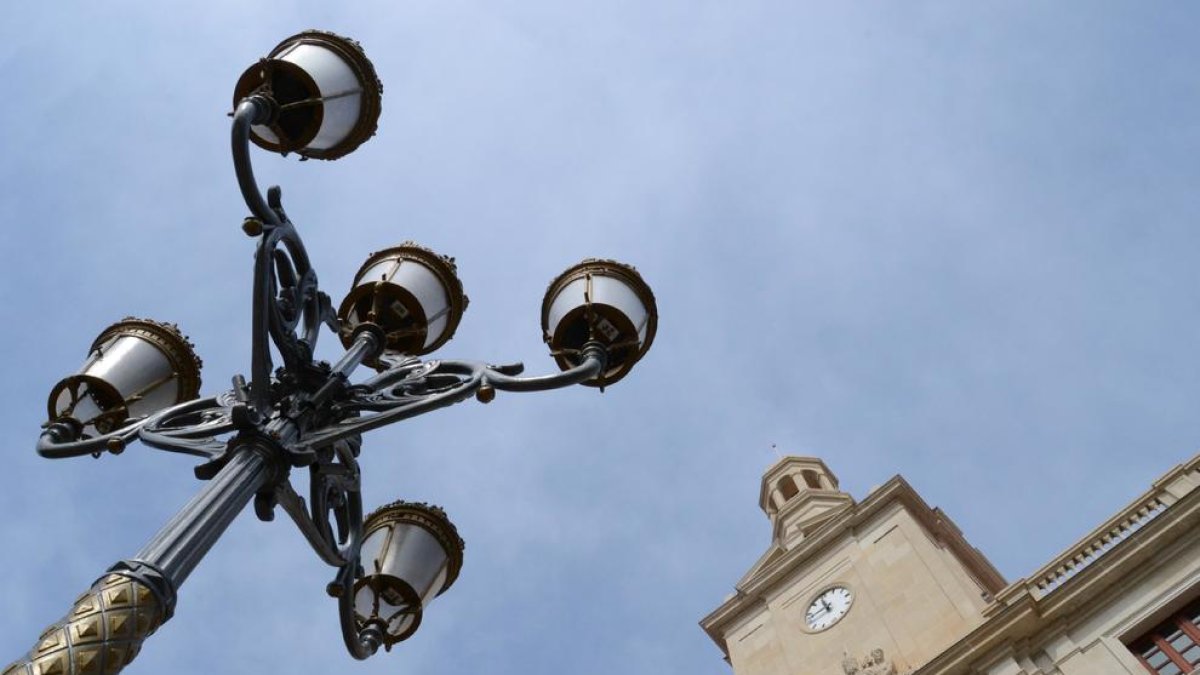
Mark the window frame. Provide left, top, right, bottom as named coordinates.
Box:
left=1131, top=596, right=1200, bottom=674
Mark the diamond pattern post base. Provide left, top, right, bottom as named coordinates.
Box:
left=3, top=573, right=165, bottom=675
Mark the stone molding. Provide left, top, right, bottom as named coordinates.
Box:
left=909, top=458, right=1200, bottom=675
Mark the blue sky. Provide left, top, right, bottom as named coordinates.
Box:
left=3, top=2, right=1200, bottom=674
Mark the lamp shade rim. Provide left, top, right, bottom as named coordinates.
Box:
left=46, top=374, right=126, bottom=430
left=92, top=317, right=203, bottom=401
left=362, top=500, right=465, bottom=594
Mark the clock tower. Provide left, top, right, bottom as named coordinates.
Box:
left=701, top=456, right=1006, bottom=674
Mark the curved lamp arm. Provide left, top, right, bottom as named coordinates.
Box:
left=480, top=342, right=608, bottom=393
left=273, top=437, right=365, bottom=569
left=293, top=344, right=608, bottom=454
left=234, top=94, right=334, bottom=411
left=36, top=420, right=145, bottom=460
left=333, top=556, right=384, bottom=659
left=37, top=393, right=238, bottom=460
left=231, top=97, right=282, bottom=227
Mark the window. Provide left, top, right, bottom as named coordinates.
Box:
left=778, top=476, right=799, bottom=501
left=1132, top=596, right=1200, bottom=674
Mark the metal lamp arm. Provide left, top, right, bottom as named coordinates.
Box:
left=297, top=363, right=485, bottom=453
left=234, top=96, right=334, bottom=410
left=333, top=558, right=384, bottom=659
left=234, top=94, right=288, bottom=412
left=231, top=97, right=282, bottom=227
left=274, top=434, right=366, bottom=569
left=36, top=420, right=145, bottom=459
left=479, top=343, right=608, bottom=393
left=136, top=394, right=238, bottom=458
left=294, top=345, right=609, bottom=453
left=275, top=481, right=348, bottom=567
left=36, top=392, right=241, bottom=460
left=248, top=224, right=283, bottom=409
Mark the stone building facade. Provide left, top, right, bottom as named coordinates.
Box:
left=700, top=453, right=1200, bottom=675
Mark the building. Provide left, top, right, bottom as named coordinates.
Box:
left=700, top=454, right=1200, bottom=675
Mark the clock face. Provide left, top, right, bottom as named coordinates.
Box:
left=804, top=586, right=853, bottom=631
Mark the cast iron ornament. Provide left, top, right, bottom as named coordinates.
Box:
left=10, top=30, right=652, bottom=674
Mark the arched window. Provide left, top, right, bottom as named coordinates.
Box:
left=778, top=475, right=799, bottom=501
left=802, top=470, right=822, bottom=490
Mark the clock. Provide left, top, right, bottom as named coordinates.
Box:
left=804, top=585, right=853, bottom=631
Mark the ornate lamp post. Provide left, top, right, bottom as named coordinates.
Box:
left=5, top=30, right=657, bottom=675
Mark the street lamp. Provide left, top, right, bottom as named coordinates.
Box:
left=338, top=242, right=469, bottom=360
left=46, top=318, right=204, bottom=442
left=6, top=29, right=657, bottom=675
left=353, top=501, right=465, bottom=650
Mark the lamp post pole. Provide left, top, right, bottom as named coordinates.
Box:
left=5, top=30, right=657, bottom=675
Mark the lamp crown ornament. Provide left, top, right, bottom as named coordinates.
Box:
left=8, top=28, right=656, bottom=674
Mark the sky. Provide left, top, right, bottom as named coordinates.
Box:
left=2, top=2, right=1200, bottom=674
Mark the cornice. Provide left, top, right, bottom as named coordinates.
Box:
left=912, top=483, right=1200, bottom=675
left=770, top=490, right=855, bottom=543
